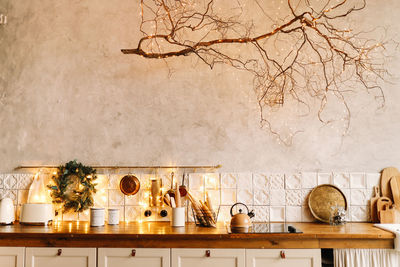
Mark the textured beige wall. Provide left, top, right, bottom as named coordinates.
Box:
left=0, top=0, right=399, bottom=173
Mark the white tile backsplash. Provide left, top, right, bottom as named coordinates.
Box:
left=0, top=171, right=383, bottom=223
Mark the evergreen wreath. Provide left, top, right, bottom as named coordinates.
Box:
left=48, top=160, right=97, bottom=213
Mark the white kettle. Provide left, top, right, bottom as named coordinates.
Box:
left=0, top=198, right=15, bottom=224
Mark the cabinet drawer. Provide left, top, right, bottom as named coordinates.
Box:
left=172, top=248, right=245, bottom=267
left=98, top=248, right=170, bottom=267
left=246, top=249, right=321, bottom=267
left=0, top=247, right=24, bottom=267
left=26, top=247, right=96, bottom=267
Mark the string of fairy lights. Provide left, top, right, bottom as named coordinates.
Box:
left=122, top=0, right=392, bottom=145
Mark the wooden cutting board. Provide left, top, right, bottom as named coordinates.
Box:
left=377, top=197, right=392, bottom=221
left=390, top=176, right=400, bottom=206
left=381, top=167, right=400, bottom=200
left=370, top=186, right=380, bottom=222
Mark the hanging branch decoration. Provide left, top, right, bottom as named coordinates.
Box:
left=122, top=0, right=394, bottom=144
left=48, top=160, right=97, bottom=213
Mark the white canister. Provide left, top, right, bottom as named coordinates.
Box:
left=171, top=207, right=185, bottom=227
left=108, top=208, right=119, bottom=225
left=90, top=208, right=105, bottom=227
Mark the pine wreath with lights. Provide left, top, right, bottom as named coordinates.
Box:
left=48, top=160, right=97, bottom=213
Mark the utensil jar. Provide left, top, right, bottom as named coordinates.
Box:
left=171, top=207, right=185, bottom=227
left=90, top=208, right=105, bottom=227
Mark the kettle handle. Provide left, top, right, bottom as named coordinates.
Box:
left=230, top=202, right=250, bottom=217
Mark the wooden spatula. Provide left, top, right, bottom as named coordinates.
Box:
left=370, top=186, right=380, bottom=222
left=381, top=167, right=400, bottom=200
left=390, top=176, right=400, bottom=207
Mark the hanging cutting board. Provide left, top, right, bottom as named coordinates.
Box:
left=370, top=186, right=380, bottom=222
left=381, top=167, right=400, bottom=200
left=390, top=176, right=400, bottom=206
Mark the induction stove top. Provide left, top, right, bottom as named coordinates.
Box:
left=227, top=223, right=302, bottom=234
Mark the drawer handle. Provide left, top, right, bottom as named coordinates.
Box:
left=131, top=249, right=136, bottom=257
left=205, top=250, right=211, bottom=257
left=57, top=249, right=62, bottom=256
left=280, top=251, right=285, bottom=259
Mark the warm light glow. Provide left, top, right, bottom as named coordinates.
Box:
left=27, top=171, right=51, bottom=204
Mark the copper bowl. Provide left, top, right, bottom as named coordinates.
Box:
left=119, top=175, right=140, bottom=196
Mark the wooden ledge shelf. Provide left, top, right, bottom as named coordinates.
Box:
left=0, top=222, right=394, bottom=249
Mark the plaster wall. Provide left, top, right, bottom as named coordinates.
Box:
left=0, top=0, right=400, bottom=173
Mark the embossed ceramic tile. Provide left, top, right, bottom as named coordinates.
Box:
left=188, top=173, right=204, bottom=190
left=206, top=189, right=221, bottom=207
left=350, top=206, right=369, bottom=222
left=108, top=175, right=123, bottom=189
left=269, top=174, right=284, bottom=189
left=17, top=190, right=29, bottom=205
left=341, top=188, right=351, bottom=205
left=191, top=190, right=205, bottom=202
left=125, top=193, right=140, bottom=206
left=301, top=205, right=316, bottom=222
left=252, top=206, right=269, bottom=222
left=108, top=189, right=125, bottom=206
left=270, top=189, right=286, bottom=206
left=350, top=189, right=370, bottom=206
left=16, top=174, right=34, bottom=190
left=237, top=173, right=253, bottom=190
left=96, top=174, right=110, bottom=191
left=286, top=206, right=302, bottom=222
left=253, top=173, right=269, bottom=189
left=285, top=190, right=302, bottom=206
left=333, top=173, right=350, bottom=189
left=253, top=189, right=269, bottom=205
left=221, top=189, right=237, bottom=205
left=350, top=173, right=366, bottom=188
left=270, top=206, right=285, bottom=222
left=219, top=205, right=232, bottom=222
left=0, top=174, right=5, bottom=189
left=3, top=174, right=17, bottom=189
left=62, top=212, right=78, bottom=221
left=220, top=173, right=237, bottom=189
left=204, top=173, right=220, bottom=189
left=0, top=189, right=17, bottom=202
left=301, top=189, right=312, bottom=206
left=78, top=210, right=90, bottom=221
left=301, top=172, right=317, bottom=189
left=366, top=173, right=381, bottom=189
left=285, top=173, right=302, bottom=189
left=94, top=189, right=109, bottom=207
left=317, top=173, right=332, bottom=185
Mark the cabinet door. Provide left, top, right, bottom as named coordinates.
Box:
left=0, top=247, right=24, bottom=267
left=246, top=249, right=321, bottom=267
left=98, top=248, right=170, bottom=267
left=172, top=248, right=245, bottom=267
left=26, top=247, right=96, bottom=267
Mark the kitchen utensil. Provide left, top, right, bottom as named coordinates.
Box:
left=119, top=175, right=140, bottom=196
left=166, top=172, right=175, bottom=198
left=20, top=203, right=53, bottom=226
left=171, top=207, right=185, bottom=227
left=308, top=184, right=347, bottom=223
left=0, top=198, right=15, bottom=225
left=380, top=167, right=400, bottom=200
left=377, top=197, right=392, bottom=221
left=179, top=173, right=188, bottom=197
left=379, top=206, right=400, bottom=224
left=390, top=176, right=400, bottom=206
left=150, top=178, right=162, bottom=207
left=175, top=184, right=182, bottom=207
left=370, top=186, right=380, bottom=222
left=230, top=202, right=255, bottom=229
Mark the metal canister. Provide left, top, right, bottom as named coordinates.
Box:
left=108, top=208, right=119, bottom=225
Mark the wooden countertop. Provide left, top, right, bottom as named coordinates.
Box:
left=0, top=222, right=394, bottom=249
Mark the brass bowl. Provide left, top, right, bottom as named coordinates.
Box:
left=308, top=184, right=347, bottom=223
left=119, top=175, right=140, bottom=196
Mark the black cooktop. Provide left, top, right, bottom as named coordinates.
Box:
left=227, top=223, right=302, bottom=234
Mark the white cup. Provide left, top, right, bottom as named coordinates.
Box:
left=90, top=208, right=105, bottom=227
left=108, top=208, right=119, bottom=225
left=171, top=207, right=185, bottom=227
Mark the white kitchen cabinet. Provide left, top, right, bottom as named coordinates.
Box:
left=246, top=249, right=321, bottom=267
left=172, top=248, right=245, bottom=267
left=98, top=248, right=170, bottom=267
left=0, top=247, right=24, bottom=267
left=26, top=247, right=96, bottom=267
